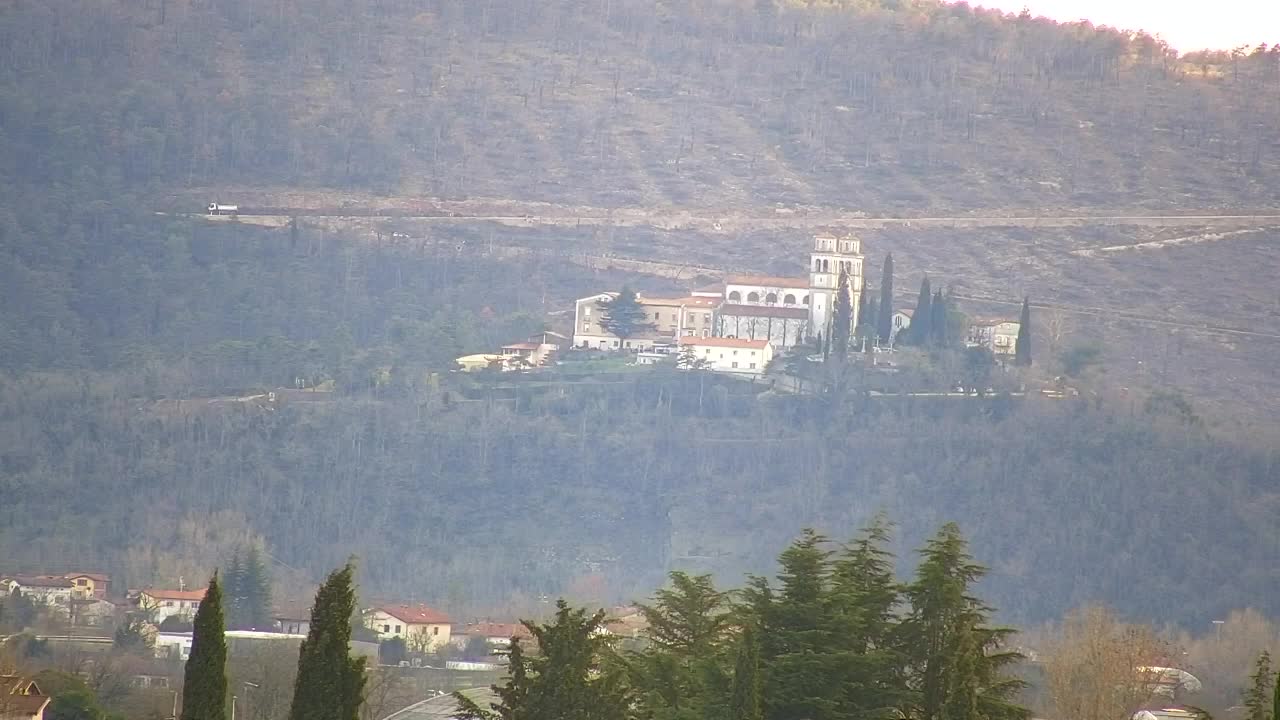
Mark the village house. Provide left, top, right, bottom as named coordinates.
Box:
left=0, top=576, right=74, bottom=607
left=62, top=572, right=111, bottom=600
left=363, top=605, right=452, bottom=652
left=1, top=675, right=50, bottom=720
left=138, top=588, right=206, bottom=624
left=677, top=336, right=773, bottom=375
left=452, top=621, right=533, bottom=651
left=273, top=601, right=312, bottom=636
left=968, top=318, right=1021, bottom=356
left=889, top=308, right=913, bottom=345
left=572, top=233, right=864, bottom=353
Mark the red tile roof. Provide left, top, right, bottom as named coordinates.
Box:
left=141, top=588, right=207, bottom=601
left=8, top=575, right=74, bottom=588
left=373, top=604, right=451, bottom=625
left=725, top=274, right=809, bottom=289
left=463, top=622, right=532, bottom=639
left=1, top=693, right=50, bottom=716
left=678, top=337, right=770, bottom=350
left=718, top=304, right=809, bottom=320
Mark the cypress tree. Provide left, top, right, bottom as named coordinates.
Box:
left=876, top=254, right=895, bottom=344
left=930, top=289, right=948, bottom=347
left=181, top=573, right=227, bottom=720
left=288, top=563, right=366, bottom=720
left=1244, top=652, right=1273, bottom=720
left=1014, top=298, right=1032, bottom=366
left=907, top=277, right=932, bottom=346
left=830, top=271, right=854, bottom=362
left=729, top=625, right=763, bottom=720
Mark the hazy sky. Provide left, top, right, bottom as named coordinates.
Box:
left=970, top=0, right=1278, bottom=53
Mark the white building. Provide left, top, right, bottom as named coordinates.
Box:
left=889, top=308, right=913, bottom=345
left=364, top=605, right=452, bottom=652
left=138, top=588, right=205, bottom=624
left=716, top=304, right=809, bottom=349
left=807, top=233, right=864, bottom=340
left=677, top=337, right=773, bottom=375
left=968, top=319, right=1021, bottom=356
left=1, top=576, right=75, bottom=606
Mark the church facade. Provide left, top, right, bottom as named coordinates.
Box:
left=572, top=233, right=864, bottom=352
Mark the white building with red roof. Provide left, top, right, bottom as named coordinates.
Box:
left=363, top=604, right=452, bottom=652
left=677, top=336, right=773, bottom=375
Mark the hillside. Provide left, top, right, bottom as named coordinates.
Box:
left=2, top=0, right=1279, bottom=212
left=2, top=0, right=1280, bottom=630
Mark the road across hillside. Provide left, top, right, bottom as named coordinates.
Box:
left=188, top=209, right=1280, bottom=233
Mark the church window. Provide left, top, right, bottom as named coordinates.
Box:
left=814, top=259, right=821, bottom=272
left=802, top=295, right=810, bottom=305
left=784, top=294, right=796, bottom=305
left=728, top=290, right=741, bottom=302
left=747, top=292, right=760, bottom=303
left=765, top=292, right=777, bottom=304
left=654, top=312, right=660, bottom=320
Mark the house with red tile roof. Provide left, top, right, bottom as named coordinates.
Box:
left=677, top=336, right=773, bottom=375
left=363, top=604, right=452, bottom=652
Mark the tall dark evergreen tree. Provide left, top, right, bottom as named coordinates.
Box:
left=906, top=277, right=932, bottom=346
left=1271, top=663, right=1279, bottom=720
left=1244, top=652, right=1273, bottom=720
left=876, top=254, right=895, bottom=344
left=242, top=545, right=273, bottom=630
left=598, top=287, right=655, bottom=344
left=1014, top=298, right=1032, bottom=366
left=288, top=563, right=366, bottom=720
left=730, top=625, right=763, bottom=720
left=181, top=573, right=227, bottom=720
left=455, top=600, right=630, bottom=720
left=929, top=289, right=948, bottom=347
left=903, top=524, right=1027, bottom=720
left=829, top=271, right=854, bottom=362
left=225, top=550, right=246, bottom=630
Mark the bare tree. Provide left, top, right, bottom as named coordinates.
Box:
left=1042, top=606, right=1171, bottom=720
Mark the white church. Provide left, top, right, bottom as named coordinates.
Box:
left=572, top=233, right=864, bottom=351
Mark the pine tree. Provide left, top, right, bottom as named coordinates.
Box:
left=1244, top=652, right=1273, bottom=720
left=288, top=563, right=367, bottom=720
left=831, top=515, right=900, bottom=655
left=598, top=287, right=655, bottom=343
left=225, top=550, right=246, bottom=630
left=729, top=625, right=763, bottom=720
left=243, top=545, right=273, bottom=630
left=455, top=600, right=630, bottom=720
left=1271, top=664, right=1279, bottom=720
left=903, top=524, right=1028, bottom=720
left=876, top=254, right=895, bottom=345
left=181, top=573, right=227, bottom=720
left=1014, top=298, right=1032, bottom=366
left=906, top=277, right=932, bottom=346
left=638, top=572, right=730, bottom=658
left=940, top=628, right=980, bottom=720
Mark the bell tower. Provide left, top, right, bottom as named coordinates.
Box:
left=808, top=233, right=864, bottom=339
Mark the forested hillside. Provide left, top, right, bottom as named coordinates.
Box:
left=1, top=0, right=1278, bottom=213
left=2, top=0, right=1279, bottom=628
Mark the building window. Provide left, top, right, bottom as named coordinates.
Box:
left=395, top=625, right=402, bottom=633
left=733, top=349, right=738, bottom=355
left=749, top=363, right=756, bottom=369
left=747, top=292, right=760, bottom=302
left=383, top=624, right=390, bottom=633
left=732, top=361, right=739, bottom=368
left=584, top=306, right=590, bottom=316
left=784, top=294, right=796, bottom=305
left=433, top=627, right=440, bottom=636
left=728, top=290, right=741, bottom=302
left=165, top=601, right=174, bottom=607
left=814, top=259, right=821, bottom=272
left=654, top=312, right=660, bottom=320
left=765, top=292, right=777, bottom=304
left=802, top=295, right=810, bottom=305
